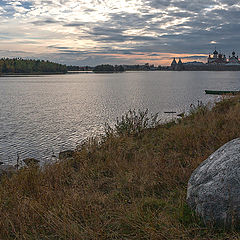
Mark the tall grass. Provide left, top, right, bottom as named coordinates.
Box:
left=104, top=109, right=160, bottom=137
left=0, top=96, right=240, bottom=239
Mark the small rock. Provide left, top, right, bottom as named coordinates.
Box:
left=187, top=138, right=240, bottom=227
left=23, top=158, right=40, bottom=167
left=59, top=150, right=75, bottom=160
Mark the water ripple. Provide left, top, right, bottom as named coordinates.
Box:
left=0, top=72, right=239, bottom=164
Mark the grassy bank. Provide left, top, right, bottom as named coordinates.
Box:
left=0, top=96, right=240, bottom=239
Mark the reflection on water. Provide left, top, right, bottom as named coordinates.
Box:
left=0, top=71, right=239, bottom=164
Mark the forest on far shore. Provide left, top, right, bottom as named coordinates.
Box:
left=0, top=58, right=67, bottom=74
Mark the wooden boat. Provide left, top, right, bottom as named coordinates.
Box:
left=205, top=90, right=240, bottom=95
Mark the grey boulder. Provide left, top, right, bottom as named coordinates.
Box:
left=187, top=138, right=240, bottom=227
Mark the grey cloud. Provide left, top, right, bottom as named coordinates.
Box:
left=220, top=0, right=239, bottom=6
left=64, top=22, right=84, bottom=27
left=31, top=18, right=61, bottom=25
left=1, top=0, right=240, bottom=65
left=148, top=53, right=160, bottom=56
left=48, top=46, right=72, bottom=50
left=173, top=0, right=215, bottom=12
left=94, top=34, right=158, bottom=43
left=149, top=0, right=173, bottom=8
left=181, top=55, right=207, bottom=59
left=108, top=12, right=156, bottom=29
left=16, top=40, right=41, bottom=44
left=90, top=26, right=126, bottom=35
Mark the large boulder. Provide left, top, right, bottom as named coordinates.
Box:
left=187, top=138, right=240, bottom=227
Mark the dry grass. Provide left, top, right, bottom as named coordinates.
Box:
left=0, top=96, right=240, bottom=239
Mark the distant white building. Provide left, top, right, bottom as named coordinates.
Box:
left=207, top=50, right=240, bottom=65
left=228, top=51, right=240, bottom=65
left=170, top=49, right=240, bottom=70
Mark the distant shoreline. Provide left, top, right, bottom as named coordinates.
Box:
left=0, top=72, right=68, bottom=77
left=2, top=70, right=240, bottom=77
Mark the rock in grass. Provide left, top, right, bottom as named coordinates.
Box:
left=23, top=158, right=40, bottom=167
left=187, top=138, right=240, bottom=227
left=59, top=150, right=75, bottom=160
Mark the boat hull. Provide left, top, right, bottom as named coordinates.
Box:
left=205, top=90, right=240, bottom=95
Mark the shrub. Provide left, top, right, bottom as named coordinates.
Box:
left=189, top=100, right=209, bottom=116
left=105, top=109, right=160, bottom=137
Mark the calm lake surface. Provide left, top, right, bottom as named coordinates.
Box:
left=0, top=71, right=239, bottom=164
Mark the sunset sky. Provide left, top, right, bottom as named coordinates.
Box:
left=0, top=0, right=240, bottom=66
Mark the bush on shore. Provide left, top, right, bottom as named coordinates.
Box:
left=0, top=95, right=240, bottom=239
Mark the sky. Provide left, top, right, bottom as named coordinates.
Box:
left=0, top=0, right=240, bottom=66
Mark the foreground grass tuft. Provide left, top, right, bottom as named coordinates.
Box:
left=0, top=96, right=240, bottom=239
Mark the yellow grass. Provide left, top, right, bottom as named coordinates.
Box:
left=0, top=96, right=240, bottom=239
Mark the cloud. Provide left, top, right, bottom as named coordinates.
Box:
left=0, top=0, right=240, bottom=65
left=63, top=22, right=84, bottom=27
left=31, top=18, right=61, bottom=25
left=181, top=55, right=207, bottom=59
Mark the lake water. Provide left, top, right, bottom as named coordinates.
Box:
left=0, top=71, right=239, bottom=164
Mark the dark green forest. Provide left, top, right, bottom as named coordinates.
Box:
left=0, top=58, right=67, bottom=74
left=93, top=64, right=125, bottom=73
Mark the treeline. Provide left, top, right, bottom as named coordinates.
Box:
left=67, top=65, right=93, bottom=71
left=93, top=64, right=125, bottom=73
left=0, top=58, right=67, bottom=74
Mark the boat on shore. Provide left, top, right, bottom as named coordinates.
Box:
left=205, top=90, right=240, bottom=95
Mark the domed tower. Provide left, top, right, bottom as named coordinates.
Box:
left=171, top=58, right=177, bottom=66
left=229, top=51, right=240, bottom=64
left=208, top=50, right=219, bottom=64
left=178, top=58, right=183, bottom=65
left=171, top=58, right=177, bottom=70
left=176, top=58, right=184, bottom=70
left=223, top=55, right=227, bottom=63
left=213, top=50, right=218, bottom=59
